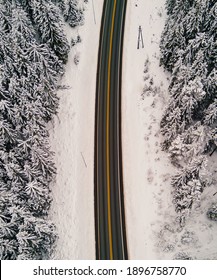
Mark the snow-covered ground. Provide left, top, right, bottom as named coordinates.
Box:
left=122, top=0, right=175, bottom=259
left=123, top=0, right=217, bottom=260
left=49, top=0, right=217, bottom=260
left=49, top=1, right=103, bottom=259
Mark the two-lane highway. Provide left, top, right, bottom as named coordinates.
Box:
left=94, top=0, right=128, bottom=260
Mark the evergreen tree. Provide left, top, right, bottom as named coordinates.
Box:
left=160, top=0, right=217, bottom=225
left=51, top=0, right=67, bottom=15
left=27, top=0, right=70, bottom=63
left=66, top=0, right=84, bottom=27
left=0, top=0, right=72, bottom=259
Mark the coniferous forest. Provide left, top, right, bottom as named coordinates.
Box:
left=160, top=0, right=217, bottom=226
left=0, top=0, right=84, bottom=260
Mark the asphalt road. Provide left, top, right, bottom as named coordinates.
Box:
left=94, top=0, right=128, bottom=260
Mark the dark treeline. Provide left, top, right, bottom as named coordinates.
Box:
left=0, top=0, right=84, bottom=259
left=160, top=0, right=217, bottom=226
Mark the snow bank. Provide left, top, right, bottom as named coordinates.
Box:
left=49, top=1, right=103, bottom=259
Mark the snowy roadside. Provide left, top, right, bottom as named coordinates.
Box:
left=49, top=1, right=103, bottom=259
left=122, top=0, right=175, bottom=259
left=122, top=0, right=217, bottom=260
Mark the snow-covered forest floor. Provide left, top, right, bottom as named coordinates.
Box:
left=49, top=0, right=217, bottom=260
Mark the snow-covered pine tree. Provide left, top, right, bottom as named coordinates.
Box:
left=16, top=214, right=57, bottom=260
left=51, top=0, right=67, bottom=16
left=204, top=99, right=217, bottom=126
left=22, top=0, right=70, bottom=63
left=66, top=0, right=84, bottom=27
left=169, top=122, right=214, bottom=168
left=0, top=0, right=71, bottom=259
left=0, top=1, right=12, bottom=34
left=171, top=156, right=210, bottom=226
left=165, top=0, right=176, bottom=15
left=160, top=0, right=217, bottom=225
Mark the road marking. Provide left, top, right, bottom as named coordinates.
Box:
left=106, top=0, right=117, bottom=260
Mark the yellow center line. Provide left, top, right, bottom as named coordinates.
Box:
left=106, top=0, right=117, bottom=260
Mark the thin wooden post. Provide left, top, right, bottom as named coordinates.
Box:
left=137, top=25, right=144, bottom=49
